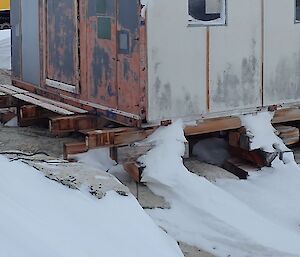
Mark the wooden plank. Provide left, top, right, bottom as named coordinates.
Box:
left=0, top=85, right=87, bottom=113
left=0, top=85, right=20, bottom=95
left=229, top=146, right=277, bottom=168
left=0, top=84, right=28, bottom=94
left=25, top=92, right=87, bottom=114
left=223, top=158, right=252, bottom=180
left=185, top=117, right=242, bottom=136
left=12, top=94, right=74, bottom=115
left=63, top=142, right=88, bottom=160
left=114, top=129, right=155, bottom=146
left=86, top=128, right=154, bottom=149
left=0, top=84, right=85, bottom=114
left=86, top=127, right=138, bottom=148
left=274, top=125, right=299, bottom=145
left=49, top=115, right=99, bottom=134
left=273, top=108, right=300, bottom=124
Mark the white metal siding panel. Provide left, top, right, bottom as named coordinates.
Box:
left=146, top=0, right=207, bottom=123
left=264, top=0, right=300, bottom=105
left=209, top=0, right=262, bottom=113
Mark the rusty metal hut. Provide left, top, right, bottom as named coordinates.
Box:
left=9, top=0, right=300, bottom=131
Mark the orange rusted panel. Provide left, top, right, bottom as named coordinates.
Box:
left=116, top=0, right=141, bottom=116
left=86, top=0, right=118, bottom=109
left=15, top=0, right=147, bottom=127
left=46, top=0, right=79, bottom=87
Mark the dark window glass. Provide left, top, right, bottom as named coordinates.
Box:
left=189, top=0, right=223, bottom=22
left=97, top=17, right=111, bottom=40
left=296, top=0, right=300, bottom=21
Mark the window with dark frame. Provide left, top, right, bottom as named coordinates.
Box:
left=188, top=0, right=226, bottom=25
left=296, top=0, right=300, bottom=22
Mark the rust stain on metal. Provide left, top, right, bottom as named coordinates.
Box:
left=46, top=0, right=80, bottom=87
left=14, top=0, right=146, bottom=127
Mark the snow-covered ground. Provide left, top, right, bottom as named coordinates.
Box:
left=0, top=29, right=11, bottom=70
left=0, top=155, right=183, bottom=257
left=2, top=105, right=300, bottom=257
left=139, top=116, right=300, bottom=257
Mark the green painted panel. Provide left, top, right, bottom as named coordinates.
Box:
left=96, top=0, right=106, bottom=15
left=97, top=17, right=111, bottom=40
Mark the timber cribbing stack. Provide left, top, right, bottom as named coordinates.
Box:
left=1, top=84, right=300, bottom=182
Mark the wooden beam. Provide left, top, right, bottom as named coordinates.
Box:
left=17, top=105, right=52, bottom=127
left=184, top=108, right=300, bottom=136
left=223, top=158, right=249, bottom=180
left=86, top=128, right=154, bottom=149
left=0, top=85, right=74, bottom=115
left=185, top=116, right=242, bottom=136
left=0, top=111, right=16, bottom=124
left=63, top=142, right=88, bottom=160
left=229, top=146, right=277, bottom=168
left=273, top=108, right=300, bottom=124
left=123, top=162, right=145, bottom=182
left=49, top=115, right=100, bottom=134
left=274, top=125, right=299, bottom=146
left=0, top=94, right=18, bottom=108
left=19, top=105, right=52, bottom=119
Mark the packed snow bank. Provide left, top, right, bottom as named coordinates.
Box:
left=74, top=148, right=116, bottom=171
left=0, top=156, right=183, bottom=257
left=0, top=29, right=11, bottom=70
left=240, top=111, right=289, bottom=152
left=140, top=119, right=300, bottom=257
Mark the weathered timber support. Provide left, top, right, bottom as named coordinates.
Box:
left=229, top=146, right=277, bottom=167
left=63, top=142, right=88, bottom=160
left=86, top=128, right=155, bottom=149
left=0, top=110, right=16, bottom=124
left=123, top=162, right=145, bottom=182
left=223, top=159, right=249, bottom=179
left=0, top=94, right=18, bottom=108
left=17, top=105, right=52, bottom=127
left=49, top=115, right=101, bottom=134
left=274, top=125, right=299, bottom=146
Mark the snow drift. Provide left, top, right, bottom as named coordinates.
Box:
left=140, top=115, right=300, bottom=257
left=0, top=156, right=183, bottom=257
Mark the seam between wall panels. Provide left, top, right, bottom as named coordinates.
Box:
left=206, top=26, right=210, bottom=112
left=261, top=0, right=264, bottom=106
